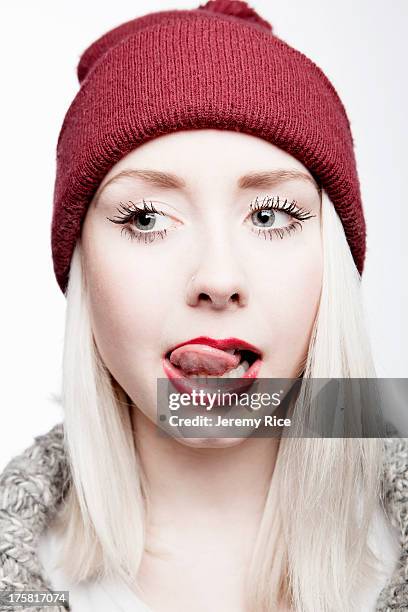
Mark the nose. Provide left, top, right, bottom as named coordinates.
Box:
left=185, top=243, right=249, bottom=311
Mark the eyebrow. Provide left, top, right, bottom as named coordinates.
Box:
left=94, top=167, right=320, bottom=203
left=237, top=169, right=319, bottom=190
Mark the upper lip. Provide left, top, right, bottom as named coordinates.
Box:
left=165, top=336, right=263, bottom=357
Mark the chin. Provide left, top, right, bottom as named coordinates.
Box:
left=174, top=436, right=247, bottom=449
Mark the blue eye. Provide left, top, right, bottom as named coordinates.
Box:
left=251, top=208, right=276, bottom=228
left=246, top=195, right=316, bottom=240
left=107, top=199, right=178, bottom=243
left=107, top=195, right=316, bottom=244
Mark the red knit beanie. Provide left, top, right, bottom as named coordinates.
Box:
left=52, top=0, right=365, bottom=294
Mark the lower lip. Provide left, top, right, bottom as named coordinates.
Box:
left=161, top=355, right=263, bottom=396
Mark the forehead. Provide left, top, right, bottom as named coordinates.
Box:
left=96, top=129, right=319, bottom=198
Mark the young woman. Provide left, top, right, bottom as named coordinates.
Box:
left=0, top=2, right=407, bottom=611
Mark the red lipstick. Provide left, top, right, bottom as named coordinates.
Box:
left=166, top=336, right=263, bottom=356
left=162, top=336, right=263, bottom=395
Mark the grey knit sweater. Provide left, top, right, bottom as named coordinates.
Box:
left=0, top=423, right=407, bottom=612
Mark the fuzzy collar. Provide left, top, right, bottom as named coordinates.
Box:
left=0, top=423, right=407, bottom=611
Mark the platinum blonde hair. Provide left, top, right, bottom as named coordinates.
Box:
left=53, top=190, right=385, bottom=611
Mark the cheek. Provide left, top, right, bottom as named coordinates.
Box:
left=283, top=259, right=322, bottom=335
left=288, top=272, right=321, bottom=368
left=81, top=222, right=171, bottom=372
left=255, top=235, right=322, bottom=371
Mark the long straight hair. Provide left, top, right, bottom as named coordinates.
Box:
left=53, top=190, right=385, bottom=611
left=245, top=191, right=384, bottom=611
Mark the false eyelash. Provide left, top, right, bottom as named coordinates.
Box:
left=107, top=194, right=316, bottom=245
left=249, top=195, right=316, bottom=222
left=252, top=223, right=302, bottom=241
left=106, top=198, right=164, bottom=225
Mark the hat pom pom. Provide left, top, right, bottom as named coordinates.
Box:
left=198, top=0, right=273, bottom=32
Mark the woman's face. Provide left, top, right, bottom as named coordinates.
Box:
left=81, top=129, right=322, bottom=442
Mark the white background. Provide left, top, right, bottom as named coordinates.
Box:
left=0, top=0, right=407, bottom=470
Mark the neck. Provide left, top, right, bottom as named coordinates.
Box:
left=132, top=408, right=280, bottom=535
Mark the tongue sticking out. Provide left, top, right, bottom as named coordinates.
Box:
left=169, top=344, right=241, bottom=376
